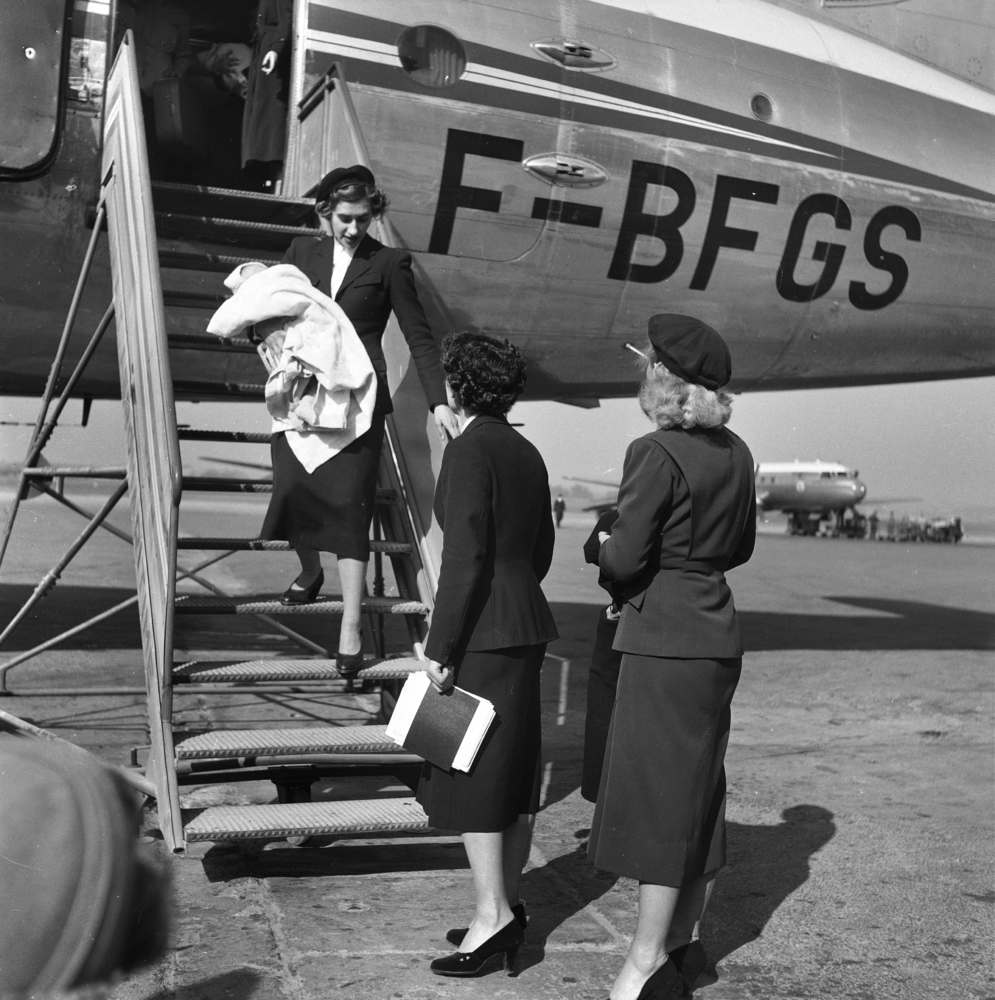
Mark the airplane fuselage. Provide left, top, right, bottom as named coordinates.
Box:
left=755, top=460, right=866, bottom=516
left=1, top=0, right=992, bottom=402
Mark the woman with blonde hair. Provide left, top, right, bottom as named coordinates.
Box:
left=590, top=314, right=756, bottom=1000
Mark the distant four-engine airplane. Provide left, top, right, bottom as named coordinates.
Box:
left=569, top=460, right=905, bottom=535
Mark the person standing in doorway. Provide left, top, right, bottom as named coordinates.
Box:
left=242, top=0, right=292, bottom=191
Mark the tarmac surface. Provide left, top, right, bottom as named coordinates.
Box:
left=1, top=497, right=993, bottom=1000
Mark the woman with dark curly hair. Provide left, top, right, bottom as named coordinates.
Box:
left=417, top=332, right=559, bottom=979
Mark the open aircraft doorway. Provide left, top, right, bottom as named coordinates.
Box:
left=112, top=0, right=291, bottom=194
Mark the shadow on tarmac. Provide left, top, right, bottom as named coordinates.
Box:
left=139, top=968, right=262, bottom=1000
left=3, top=587, right=992, bottom=652
left=707, top=805, right=836, bottom=966
left=742, top=598, right=995, bottom=651
left=201, top=837, right=469, bottom=881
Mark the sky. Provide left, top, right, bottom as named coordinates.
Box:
left=2, top=375, right=992, bottom=518
left=515, top=376, right=995, bottom=516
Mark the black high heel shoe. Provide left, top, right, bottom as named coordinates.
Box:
left=430, top=918, right=524, bottom=978
left=670, top=940, right=707, bottom=992
left=635, top=958, right=686, bottom=999
left=334, top=648, right=365, bottom=679
left=280, top=569, right=324, bottom=605
left=446, top=901, right=527, bottom=946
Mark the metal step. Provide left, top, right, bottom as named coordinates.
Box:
left=173, top=594, right=429, bottom=616
left=177, top=429, right=272, bottom=444
left=175, top=723, right=403, bottom=760
left=181, top=476, right=273, bottom=494
left=151, top=181, right=315, bottom=227
left=181, top=478, right=398, bottom=504
left=173, top=655, right=423, bottom=684
left=171, top=380, right=265, bottom=401
left=158, top=245, right=283, bottom=273
left=184, top=796, right=430, bottom=842
left=163, top=288, right=226, bottom=311
left=167, top=332, right=256, bottom=354
left=155, top=212, right=314, bottom=252
left=21, top=465, right=126, bottom=479
left=176, top=537, right=412, bottom=555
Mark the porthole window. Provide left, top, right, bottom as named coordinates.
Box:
left=397, top=25, right=466, bottom=88
left=750, top=93, right=773, bottom=121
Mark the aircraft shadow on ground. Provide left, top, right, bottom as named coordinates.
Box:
left=139, top=968, right=262, bottom=1000
left=741, top=597, right=995, bottom=651
left=2, top=588, right=991, bottom=653
left=0, top=584, right=343, bottom=652
left=548, top=598, right=995, bottom=655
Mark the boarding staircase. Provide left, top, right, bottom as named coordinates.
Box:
left=11, top=36, right=448, bottom=851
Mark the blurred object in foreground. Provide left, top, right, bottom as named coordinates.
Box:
left=0, top=733, right=170, bottom=996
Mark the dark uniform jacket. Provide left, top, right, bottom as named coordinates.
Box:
left=425, top=415, right=559, bottom=666
left=599, top=426, right=756, bottom=658
left=282, top=234, right=446, bottom=415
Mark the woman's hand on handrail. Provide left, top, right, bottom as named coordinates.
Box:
left=432, top=404, right=460, bottom=443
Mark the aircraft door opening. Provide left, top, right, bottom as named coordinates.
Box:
left=110, top=0, right=293, bottom=193
left=0, top=0, right=71, bottom=178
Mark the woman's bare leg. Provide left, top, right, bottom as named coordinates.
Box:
left=459, top=830, right=515, bottom=952
left=337, top=557, right=366, bottom=655
left=609, top=882, right=679, bottom=1000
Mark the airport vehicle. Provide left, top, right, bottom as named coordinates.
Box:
left=755, top=460, right=866, bottom=535
left=1, top=0, right=992, bottom=850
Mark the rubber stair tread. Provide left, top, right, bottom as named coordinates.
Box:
left=158, top=246, right=283, bottom=272
left=174, top=656, right=423, bottom=682
left=167, top=333, right=256, bottom=354
left=176, top=429, right=272, bottom=443
left=182, top=477, right=398, bottom=503
left=151, top=181, right=314, bottom=225
left=175, top=723, right=401, bottom=758
left=176, top=537, right=411, bottom=553
left=173, top=594, right=428, bottom=615
left=184, top=797, right=429, bottom=842
left=172, top=381, right=266, bottom=400
left=163, top=289, right=226, bottom=310
left=155, top=213, right=314, bottom=251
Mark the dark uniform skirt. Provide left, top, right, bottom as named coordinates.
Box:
left=260, top=413, right=385, bottom=560
left=588, top=652, right=741, bottom=885
left=416, top=644, right=546, bottom=833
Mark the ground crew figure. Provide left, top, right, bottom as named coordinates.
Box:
left=886, top=510, right=897, bottom=541
left=553, top=494, right=566, bottom=528
left=867, top=510, right=879, bottom=541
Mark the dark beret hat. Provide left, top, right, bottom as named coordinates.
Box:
left=314, top=164, right=376, bottom=203
left=647, top=313, right=731, bottom=389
